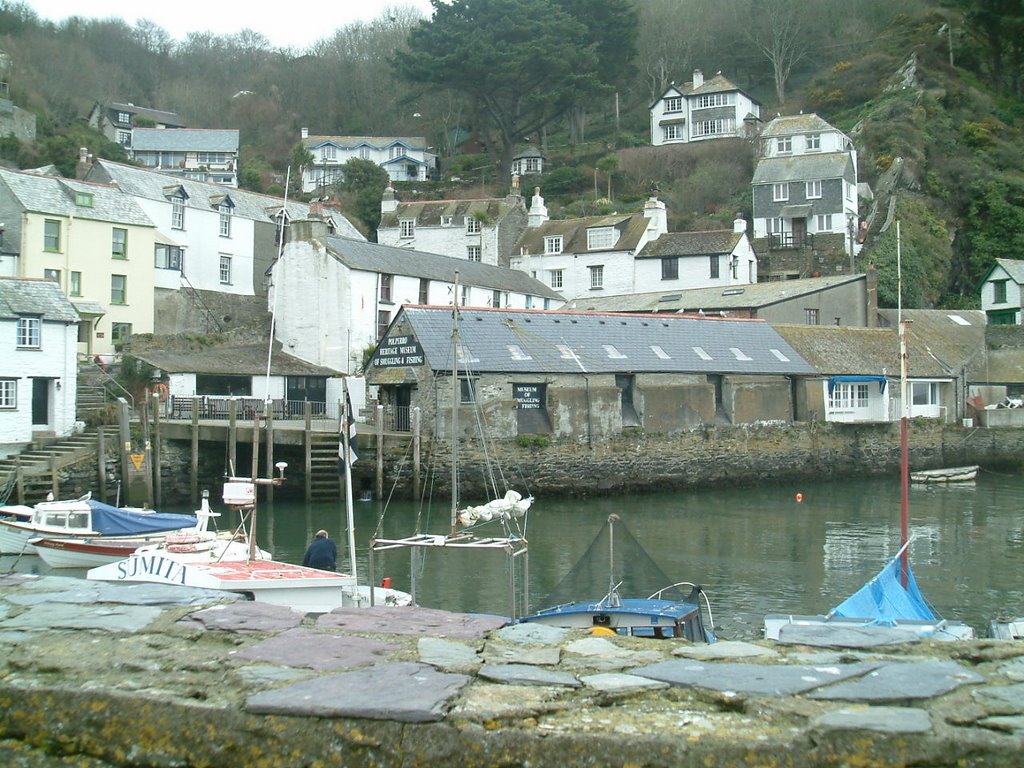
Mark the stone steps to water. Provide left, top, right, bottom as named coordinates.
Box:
left=307, top=434, right=341, bottom=501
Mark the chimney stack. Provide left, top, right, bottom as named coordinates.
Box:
left=692, top=69, right=704, bottom=88
left=300, top=127, right=309, bottom=140
left=733, top=214, right=747, bottom=234
left=527, top=187, right=549, bottom=228
left=380, top=184, right=398, bottom=215
left=866, top=263, right=878, bottom=328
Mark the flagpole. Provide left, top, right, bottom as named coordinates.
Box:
left=342, top=378, right=358, bottom=580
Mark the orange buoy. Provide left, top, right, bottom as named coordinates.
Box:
left=381, top=576, right=392, bottom=589
left=796, top=492, right=804, bottom=503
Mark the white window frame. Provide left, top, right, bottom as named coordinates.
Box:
left=806, top=180, right=822, bottom=199
left=807, top=133, right=821, bottom=151
left=829, top=383, right=869, bottom=411
left=219, top=203, right=232, bottom=237
left=219, top=255, right=231, bottom=284
left=155, top=244, right=184, bottom=271
left=0, top=379, right=15, bottom=408
left=550, top=269, right=563, bottom=289
left=467, top=245, right=481, bottom=262
left=544, top=235, right=563, bottom=254
left=817, top=214, right=833, bottom=231
left=777, top=136, right=792, bottom=153
left=587, top=227, right=616, bottom=250
left=17, top=317, right=41, bottom=348
left=117, top=111, right=131, bottom=124
left=400, top=219, right=415, bottom=238
left=117, top=130, right=132, bottom=145
left=664, top=96, right=682, bottom=113
left=911, top=381, right=940, bottom=406
left=171, top=196, right=185, bottom=229
left=589, top=265, right=604, bottom=289
left=773, top=182, right=789, bottom=202
left=466, top=217, right=481, bottom=234
left=663, top=124, right=682, bottom=141
left=324, top=145, right=337, bottom=161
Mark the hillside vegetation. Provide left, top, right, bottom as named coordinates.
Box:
left=0, top=0, right=1020, bottom=309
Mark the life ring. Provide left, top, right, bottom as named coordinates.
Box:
left=152, top=383, right=169, bottom=401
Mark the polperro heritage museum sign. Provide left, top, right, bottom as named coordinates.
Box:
left=374, top=335, right=425, bottom=367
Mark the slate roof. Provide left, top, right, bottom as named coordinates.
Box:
left=515, top=213, right=650, bottom=255
left=982, top=258, right=1024, bottom=285
left=108, top=103, right=185, bottom=127
left=325, top=237, right=563, bottom=301
left=876, top=309, right=987, bottom=373
left=131, top=128, right=239, bottom=152
left=303, top=135, right=428, bottom=151
left=0, top=168, right=154, bottom=226
left=761, top=113, right=840, bottom=137
left=752, top=153, right=853, bottom=184
left=637, top=230, right=742, bottom=259
left=90, top=159, right=363, bottom=239
left=381, top=306, right=815, bottom=376
left=973, top=326, right=1024, bottom=384
left=772, top=324, right=950, bottom=377
left=130, top=342, right=341, bottom=376
left=650, top=72, right=760, bottom=108
left=571, top=275, right=863, bottom=314
left=0, top=277, right=79, bottom=322
left=380, top=197, right=522, bottom=229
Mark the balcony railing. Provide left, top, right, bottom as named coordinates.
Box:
left=768, top=232, right=815, bottom=250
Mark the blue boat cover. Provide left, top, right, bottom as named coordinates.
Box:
left=830, top=553, right=936, bottom=624
left=87, top=500, right=197, bottom=535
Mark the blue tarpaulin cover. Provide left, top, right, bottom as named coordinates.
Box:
left=87, top=500, right=197, bottom=535
left=827, top=375, right=888, bottom=395
left=830, top=552, right=936, bottom=624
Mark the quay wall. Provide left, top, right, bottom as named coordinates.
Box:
left=46, top=422, right=1024, bottom=506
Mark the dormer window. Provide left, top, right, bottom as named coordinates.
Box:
left=807, top=132, right=821, bottom=151
left=466, top=217, right=481, bottom=234
left=777, top=136, right=792, bottom=153
left=359, top=146, right=370, bottom=159
left=171, top=196, right=185, bottom=229
left=117, top=111, right=131, bottom=124
left=324, top=145, right=336, bottom=161
left=75, top=191, right=94, bottom=207
left=544, top=235, right=563, bottom=254
left=586, top=226, right=616, bottom=250
left=664, top=96, right=682, bottom=113
left=389, top=144, right=404, bottom=159
left=442, top=215, right=453, bottom=226
left=400, top=219, right=415, bottom=238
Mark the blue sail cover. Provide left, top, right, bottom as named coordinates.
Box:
left=830, top=553, right=936, bottom=624
left=87, top=500, right=197, bottom=535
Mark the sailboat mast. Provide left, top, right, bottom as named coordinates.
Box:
left=450, top=272, right=460, bottom=536
left=249, top=414, right=260, bottom=562
left=342, top=378, right=358, bottom=578
left=897, top=220, right=909, bottom=586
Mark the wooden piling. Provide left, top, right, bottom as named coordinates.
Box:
left=376, top=404, right=384, bottom=501
left=264, top=402, right=274, bottom=504
left=152, top=401, right=162, bottom=508
left=190, top=397, right=200, bottom=504
left=228, top=399, right=237, bottom=476
left=413, top=407, right=421, bottom=499
left=304, top=402, right=312, bottom=502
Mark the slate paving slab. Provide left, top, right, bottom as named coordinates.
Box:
left=245, top=661, right=469, bottom=722
left=6, top=577, right=234, bottom=608
left=999, top=659, right=1024, bottom=683
left=978, top=715, right=1024, bottom=735
left=808, top=660, right=985, bottom=702
left=673, top=640, right=778, bottom=660
left=235, top=627, right=397, bottom=671
left=478, top=663, right=582, bottom=688
left=317, top=606, right=506, bottom=638
left=776, top=624, right=923, bottom=648
left=482, top=641, right=560, bottom=666
left=0, top=601, right=164, bottom=633
left=634, top=659, right=881, bottom=697
left=182, top=601, right=305, bottom=633
left=811, top=705, right=932, bottom=733
left=495, top=623, right=568, bottom=645
left=418, top=637, right=481, bottom=672
left=579, top=672, right=671, bottom=693
left=971, top=682, right=1024, bottom=714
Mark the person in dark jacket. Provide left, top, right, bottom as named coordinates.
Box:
left=302, top=529, right=337, bottom=571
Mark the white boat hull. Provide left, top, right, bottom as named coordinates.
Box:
left=764, top=613, right=975, bottom=642
left=910, top=465, right=979, bottom=483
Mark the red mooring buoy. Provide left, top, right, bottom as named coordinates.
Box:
left=796, top=493, right=804, bottom=503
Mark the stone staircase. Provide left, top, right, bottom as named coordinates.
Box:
left=76, top=359, right=117, bottom=422
left=308, top=433, right=342, bottom=501
left=0, top=429, right=101, bottom=505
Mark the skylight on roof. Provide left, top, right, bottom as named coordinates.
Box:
left=455, top=342, right=479, bottom=365
left=730, top=348, right=752, bottom=361
left=603, top=344, right=627, bottom=359
left=651, top=345, right=671, bottom=360
left=770, top=349, right=791, bottom=362
left=947, top=314, right=971, bottom=326
left=508, top=345, right=532, bottom=361
left=660, top=294, right=682, bottom=302
left=693, top=346, right=712, bottom=361
left=722, top=288, right=745, bottom=296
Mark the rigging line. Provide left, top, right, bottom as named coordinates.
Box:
left=263, top=166, right=290, bottom=402
left=371, top=431, right=416, bottom=539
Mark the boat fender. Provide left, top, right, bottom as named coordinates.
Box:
left=591, top=626, right=616, bottom=637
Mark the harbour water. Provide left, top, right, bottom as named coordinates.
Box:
left=5, top=470, right=1022, bottom=640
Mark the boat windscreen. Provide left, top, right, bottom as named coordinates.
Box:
left=540, top=516, right=688, bottom=607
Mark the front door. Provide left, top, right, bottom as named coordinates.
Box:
left=792, top=217, right=807, bottom=247
left=395, top=385, right=412, bottom=432
left=31, top=378, right=49, bottom=426
left=286, top=376, right=327, bottom=415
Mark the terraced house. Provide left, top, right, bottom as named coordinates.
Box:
left=0, top=168, right=156, bottom=357
left=300, top=129, right=436, bottom=193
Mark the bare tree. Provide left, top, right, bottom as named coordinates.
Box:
left=740, top=0, right=808, bottom=106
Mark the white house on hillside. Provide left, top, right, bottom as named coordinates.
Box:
left=980, top=258, right=1023, bottom=325
left=649, top=70, right=761, bottom=146
left=751, top=113, right=859, bottom=254
left=377, top=185, right=528, bottom=267
left=0, top=277, right=79, bottom=458
left=511, top=189, right=669, bottom=301
left=87, top=102, right=186, bottom=147
left=270, top=220, right=564, bottom=374
left=129, top=128, right=240, bottom=187
left=633, top=218, right=757, bottom=291
left=300, top=129, right=436, bottom=193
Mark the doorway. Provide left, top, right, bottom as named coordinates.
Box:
left=31, top=378, right=50, bottom=426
